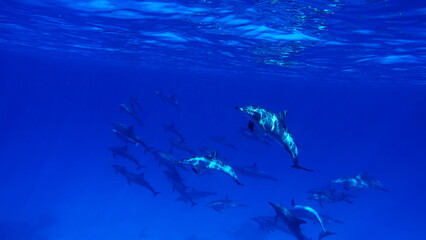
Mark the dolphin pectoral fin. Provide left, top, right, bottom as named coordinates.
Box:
left=294, top=217, right=306, bottom=226
left=192, top=167, right=201, bottom=175
left=319, top=230, right=336, bottom=240
left=248, top=121, right=254, bottom=132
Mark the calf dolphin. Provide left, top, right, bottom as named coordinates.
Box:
left=236, top=106, right=313, bottom=172
left=176, top=151, right=243, bottom=186
left=112, top=165, right=159, bottom=197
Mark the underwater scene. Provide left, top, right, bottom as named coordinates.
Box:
left=1, top=0, right=426, bottom=239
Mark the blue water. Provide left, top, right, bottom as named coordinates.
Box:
left=1, top=0, right=425, bottom=239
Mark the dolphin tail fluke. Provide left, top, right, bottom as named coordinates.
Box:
left=292, top=164, right=314, bottom=172
left=319, top=230, right=336, bottom=240
left=235, top=179, right=244, bottom=186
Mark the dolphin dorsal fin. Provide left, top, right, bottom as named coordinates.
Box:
left=248, top=121, right=254, bottom=132
left=208, top=150, right=218, bottom=159
left=291, top=199, right=296, bottom=207
left=278, top=110, right=287, bottom=127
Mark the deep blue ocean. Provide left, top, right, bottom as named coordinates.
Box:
left=1, top=0, right=426, bottom=239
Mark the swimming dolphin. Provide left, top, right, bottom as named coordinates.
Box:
left=168, top=137, right=197, bottom=155
left=112, top=165, right=159, bottom=196
left=234, top=163, right=277, bottom=181
left=177, top=188, right=217, bottom=204
left=112, top=122, right=152, bottom=152
left=164, top=169, right=197, bottom=206
left=150, top=149, right=185, bottom=171
left=209, top=136, right=237, bottom=150
left=205, top=195, right=246, bottom=213
left=109, top=145, right=145, bottom=169
left=307, top=186, right=355, bottom=207
left=120, top=103, right=144, bottom=126
left=333, top=173, right=390, bottom=192
left=155, top=90, right=180, bottom=110
left=291, top=200, right=336, bottom=239
left=235, top=106, right=313, bottom=172
left=268, top=202, right=309, bottom=240
left=164, top=123, right=185, bottom=140
left=176, top=151, right=243, bottom=186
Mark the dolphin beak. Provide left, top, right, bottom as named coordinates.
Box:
left=235, top=107, right=242, bottom=111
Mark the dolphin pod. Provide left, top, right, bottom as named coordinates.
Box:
left=106, top=94, right=389, bottom=240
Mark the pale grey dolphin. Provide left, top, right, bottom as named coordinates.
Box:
left=176, top=151, right=243, bottom=186
left=291, top=200, right=336, bottom=239
left=268, top=202, right=309, bottom=240
left=236, top=106, right=313, bottom=172
left=205, top=195, right=246, bottom=213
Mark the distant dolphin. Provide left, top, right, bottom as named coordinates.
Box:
left=236, top=106, right=313, bottom=172
left=112, top=165, right=159, bottom=197
left=112, top=122, right=152, bottom=152
left=209, top=136, right=237, bottom=150
left=291, top=200, right=336, bottom=239
left=234, top=163, right=277, bottom=181
left=205, top=195, right=246, bottom=213
left=177, top=151, right=243, bottom=186
left=109, top=145, right=145, bottom=170
left=120, top=103, right=144, bottom=126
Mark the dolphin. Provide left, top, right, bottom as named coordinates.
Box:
left=120, top=103, right=144, bottom=126
left=109, top=145, right=145, bottom=170
left=269, top=202, right=309, bottom=240
left=234, top=163, right=277, bottom=181
left=155, top=90, right=180, bottom=110
left=177, top=188, right=217, bottom=203
left=307, top=186, right=355, bottom=207
left=164, top=123, right=185, bottom=140
left=112, top=165, right=159, bottom=196
left=235, top=106, right=313, bottom=172
left=112, top=122, right=152, bottom=152
left=205, top=195, right=246, bottom=213
left=164, top=170, right=197, bottom=206
left=291, top=200, right=336, bottom=239
left=333, top=173, right=390, bottom=192
left=168, top=137, right=197, bottom=155
left=150, top=149, right=185, bottom=171
left=209, top=136, right=237, bottom=150
left=176, top=151, right=243, bottom=186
